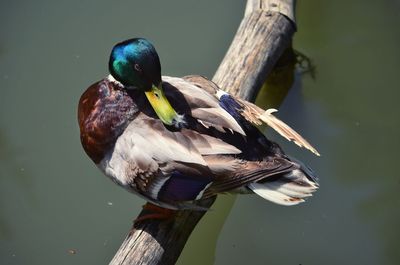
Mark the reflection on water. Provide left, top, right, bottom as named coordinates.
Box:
left=0, top=0, right=399, bottom=264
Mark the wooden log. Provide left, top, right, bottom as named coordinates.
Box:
left=109, top=1, right=296, bottom=264
left=213, top=0, right=296, bottom=101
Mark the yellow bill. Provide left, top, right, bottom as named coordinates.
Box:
left=145, top=84, right=179, bottom=126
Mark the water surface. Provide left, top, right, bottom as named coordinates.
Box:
left=0, top=1, right=399, bottom=264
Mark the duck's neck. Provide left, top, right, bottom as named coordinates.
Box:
left=107, top=74, right=124, bottom=88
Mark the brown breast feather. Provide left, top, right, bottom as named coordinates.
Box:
left=78, top=78, right=138, bottom=163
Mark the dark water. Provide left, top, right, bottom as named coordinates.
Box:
left=1, top=1, right=399, bottom=264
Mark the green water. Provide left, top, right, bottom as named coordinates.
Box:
left=1, top=1, right=399, bottom=264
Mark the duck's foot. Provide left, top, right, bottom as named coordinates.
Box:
left=134, top=203, right=177, bottom=224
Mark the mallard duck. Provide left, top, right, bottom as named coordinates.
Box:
left=78, top=38, right=319, bottom=210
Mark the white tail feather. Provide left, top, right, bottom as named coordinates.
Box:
left=248, top=168, right=319, bottom=206
left=264, top=181, right=315, bottom=198
left=248, top=182, right=305, bottom=206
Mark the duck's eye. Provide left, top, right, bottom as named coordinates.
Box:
left=134, top=64, right=142, bottom=73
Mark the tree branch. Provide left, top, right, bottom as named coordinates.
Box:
left=109, top=1, right=296, bottom=264
left=213, top=0, right=296, bottom=101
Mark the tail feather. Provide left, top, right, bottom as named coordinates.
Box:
left=248, top=164, right=319, bottom=206
left=248, top=182, right=306, bottom=206
left=263, top=180, right=316, bottom=198
left=259, top=109, right=320, bottom=156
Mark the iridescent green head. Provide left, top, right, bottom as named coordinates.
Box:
left=109, top=38, right=182, bottom=126
left=109, top=38, right=161, bottom=91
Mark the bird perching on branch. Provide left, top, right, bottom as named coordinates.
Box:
left=78, top=38, right=319, bottom=214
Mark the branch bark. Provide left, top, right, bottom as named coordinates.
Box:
left=109, top=1, right=296, bottom=264
left=213, top=0, right=296, bottom=101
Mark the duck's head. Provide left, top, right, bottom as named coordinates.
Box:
left=109, top=38, right=180, bottom=126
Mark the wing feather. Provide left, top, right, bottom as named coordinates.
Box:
left=204, top=158, right=294, bottom=196
left=234, top=97, right=320, bottom=156
left=258, top=109, right=320, bottom=156
left=162, top=76, right=245, bottom=135
left=174, top=75, right=319, bottom=156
